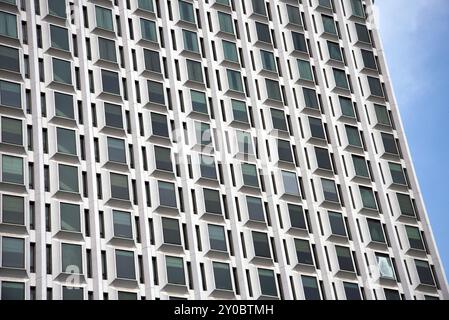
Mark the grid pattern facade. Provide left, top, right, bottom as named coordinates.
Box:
left=0, top=0, right=447, bottom=300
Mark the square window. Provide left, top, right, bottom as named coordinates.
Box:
left=376, top=253, right=395, bottom=280
left=252, top=0, right=266, bottom=16
left=237, top=131, right=254, bottom=155
left=367, top=218, right=385, bottom=243
left=107, top=137, right=126, bottom=163
left=113, top=210, right=133, bottom=239
left=60, top=202, right=81, bottom=232
left=258, top=268, right=277, bottom=297
left=227, top=69, right=244, bottom=92
left=104, top=103, right=123, bottom=128
left=2, top=237, right=24, bottom=268
left=0, top=45, right=20, bottom=73
left=270, top=109, right=288, bottom=131
left=231, top=99, right=248, bottom=123
left=2, top=155, right=23, bottom=185
left=242, top=163, right=259, bottom=187
left=48, top=0, right=66, bottom=18
left=143, top=49, right=161, bottom=73
left=0, top=80, right=21, bottom=109
left=388, top=162, right=406, bottom=185
left=282, top=170, right=299, bottom=196
left=339, top=96, right=355, bottom=118
left=186, top=59, right=203, bottom=83
left=115, top=250, right=136, bottom=280
left=322, top=15, right=337, bottom=35
left=182, top=29, right=199, bottom=53
left=50, top=25, right=69, bottom=51
left=368, top=76, right=384, bottom=97
left=199, top=154, right=217, bottom=180
left=265, top=79, right=282, bottom=102
left=1, top=117, right=22, bottom=145
left=162, top=217, right=181, bottom=245
left=381, top=133, right=398, bottom=155
left=355, top=23, right=371, bottom=43
left=138, top=0, right=154, bottom=12
left=350, top=0, right=365, bottom=17
left=1, top=282, right=24, bottom=300
left=415, top=260, right=435, bottom=286
left=288, top=204, right=306, bottom=229
left=309, top=117, right=326, bottom=140
left=255, top=22, right=271, bottom=43
left=140, top=18, right=157, bottom=42
left=303, top=88, right=319, bottom=110
left=110, top=173, right=129, bottom=200
left=302, top=276, right=320, bottom=300
left=359, top=186, right=377, bottom=210
left=246, top=196, right=265, bottom=222
left=287, top=5, right=302, bottom=25
left=52, top=58, right=72, bottom=85
left=321, top=178, right=339, bottom=203
left=2, top=195, right=24, bottom=225
left=374, top=104, right=391, bottom=126
left=343, top=282, right=361, bottom=300
left=218, top=12, right=233, bottom=34
left=61, top=243, right=82, bottom=274
left=147, top=80, right=165, bottom=105
left=0, top=11, right=17, bottom=38
left=179, top=0, right=195, bottom=24
left=222, top=40, right=238, bottom=63
left=208, top=224, right=227, bottom=251
left=295, top=239, right=313, bottom=265
left=101, top=69, right=120, bottom=95
left=315, top=147, right=332, bottom=171
left=345, top=125, right=362, bottom=147
left=260, top=50, right=276, bottom=72
left=95, top=6, right=114, bottom=31
left=57, top=127, right=77, bottom=155
left=252, top=231, right=271, bottom=258
left=158, top=181, right=177, bottom=208
left=195, top=122, right=212, bottom=146
left=352, top=155, right=369, bottom=178
left=154, top=145, right=172, bottom=172
left=213, top=262, right=233, bottom=291
left=54, top=92, right=74, bottom=119
left=166, top=256, right=185, bottom=285
left=335, top=246, right=354, bottom=272
left=151, top=112, right=169, bottom=137
left=297, top=59, right=313, bottom=81
left=203, top=188, right=222, bottom=215
left=277, top=139, right=293, bottom=163
left=396, top=193, right=415, bottom=217
left=58, top=164, right=79, bottom=193
left=333, top=68, right=349, bottom=89
left=328, top=211, right=346, bottom=236
left=405, top=225, right=425, bottom=250
left=327, top=41, right=342, bottom=61
left=98, top=37, right=117, bottom=62
left=361, top=49, right=377, bottom=70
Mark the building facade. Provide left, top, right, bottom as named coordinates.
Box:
left=0, top=0, right=447, bottom=300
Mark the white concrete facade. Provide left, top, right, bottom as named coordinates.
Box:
left=0, top=0, right=447, bottom=300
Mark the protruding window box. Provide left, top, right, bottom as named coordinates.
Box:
left=314, top=177, right=341, bottom=210
left=174, top=0, right=197, bottom=29
left=89, top=4, right=117, bottom=39
left=110, top=249, right=139, bottom=289
left=322, top=40, right=345, bottom=67
left=52, top=163, right=82, bottom=202
left=282, top=4, right=303, bottom=31
left=92, top=37, right=119, bottom=69
left=144, top=111, right=171, bottom=145
left=314, top=0, right=334, bottom=13
left=235, top=162, right=261, bottom=195
left=289, top=238, right=316, bottom=273
left=407, top=259, right=438, bottom=293
left=159, top=255, right=189, bottom=295
left=362, top=217, right=388, bottom=251
left=0, top=79, right=24, bottom=116
left=225, top=98, right=251, bottom=130
left=370, top=253, right=397, bottom=286
left=197, top=186, right=225, bottom=223
left=205, top=261, right=236, bottom=299
left=237, top=194, right=267, bottom=230
left=100, top=136, right=129, bottom=172
left=0, top=119, right=25, bottom=156
left=253, top=267, right=280, bottom=300
left=382, top=162, right=409, bottom=192
left=218, top=40, right=241, bottom=69
left=0, top=194, right=28, bottom=235
left=147, top=145, right=175, bottom=180
left=348, top=22, right=373, bottom=48
left=191, top=153, right=219, bottom=187
left=44, top=56, right=74, bottom=91
left=184, top=89, right=210, bottom=121
left=202, top=223, right=229, bottom=260
left=355, top=186, right=379, bottom=217
left=133, top=0, right=157, bottom=18
left=247, top=0, right=268, bottom=21
left=0, top=236, right=27, bottom=278
left=317, top=15, right=339, bottom=40
left=327, top=67, right=351, bottom=95
left=95, top=69, right=122, bottom=103
left=48, top=127, right=79, bottom=164
left=54, top=242, right=87, bottom=285
left=323, top=211, right=349, bottom=244
left=229, top=130, right=256, bottom=162
left=308, top=145, right=334, bottom=178
left=43, top=24, right=72, bottom=59
left=269, top=138, right=295, bottom=170
left=47, top=91, right=77, bottom=127
left=399, top=225, right=427, bottom=258
left=373, top=132, right=400, bottom=161
left=151, top=179, right=179, bottom=216
left=138, top=49, right=163, bottom=80
left=369, top=103, right=393, bottom=131
left=0, top=0, right=19, bottom=11
left=281, top=202, right=309, bottom=238
left=103, top=209, right=135, bottom=248
left=287, top=31, right=310, bottom=58
left=362, top=75, right=386, bottom=102
left=331, top=245, right=357, bottom=280
left=260, top=80, right=284, bottom=108
left=340, top=124, right=364, bottom=154
left=43, top=0, right=68, bottom=22
left=275, top=169, right=302, bottom=202
left=154, top=216, right=184, bottom=255
left=246, top=230, right=273, bottom=267
left=303, top=119, right=327, bottom=147
left=52, top=202, right=84, bottom=242
left=188, top=120, right=215, bottom=154
left=98, top=102, right=126, bottom=137
left=103, top=172, right=132, bottom=210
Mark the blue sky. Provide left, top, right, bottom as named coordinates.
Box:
left=376, top=0, right=449, bottom=278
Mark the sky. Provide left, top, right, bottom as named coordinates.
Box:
left=375, top=0, right=449, bottom=279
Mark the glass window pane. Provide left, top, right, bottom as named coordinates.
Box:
left=381, top=133, right=398, bottom=155
left=113, top=210, right=133, bottom=239
left=302, top=276, right=320, bottom=300
left=179, top=0, right=195, bottom=23
left=58, top=164, right=79, bottom=193
left=389, top=162, right=406, bottom=185
left=258, top=268, right=277, bottom=297
left=2, top=237, right=24, bottom=268
left=107, top=137, right=126, bottom=163
left=63, top=287, right=83, bottom=300
left=2, top=155, right=23, bottom=184
left=405, top=226, right=425, bottom=250
left=151, top=112, right=169, bottom=137
left=0, top=45, right=19, bottom=73
left=105, top=103, right=123, bottom=128
left=303, top=88, right=319, bottom=109
left=361, top=49, right=377, bottom=70
left=140, top=18, right=157, bottom=42
left=213, top=262, right=233, bottom=291
left=339, top=96, right=355, bottom=118
left=199, top=154, right=217, bottom=180
left=327, top=41, right=342, bottom=61
left=115, top=250, right=135, bottom=279
left=147, top=80, right=165, bottom=105
left=287, top=5, right=301, bottom=25
left=352, top=155, right=369, bottom=178
left=208, top=224, right=227, bottom=251
left=368, top=76, right=384, bottom=97
left=260, top=50, right=276, bottom=72
left=203, top=188, right=222, bottom=215
left=271, top=109, right=287, bottom=131
left=1, top=117, right=22, bottom=145
left=110, top=173, right=129, bottom=200
left=158, top=181, right=177, bottom=207
left=144, top=49, right=161, bottom=73
left=350, top=0, right=365, bottom=17
left=344, top=282, right=361, bottom=300
left=48, top=0, right=67, bottom=18
left=218, top=12, right=233, bottom=34
left=336, top=246, right=354, bottom=272
left=101, top=69, right=120, bottom=95
left=246, top=196, right=265, bottom=222
left=187, top=59, right=203, bottom=83
left=252, top=0, right=266, bottom=15
left=231, top=99, right=248, bottom=123
left=322, top=15, right=337, bottom=34
left=355, top=23, right=371, bottom=43
left=297, top=59, right=313, bottom=81
left=345, top=125, right=362, bottom=147
left=1, top=282, right=24, bottom=300
left=328, top=211, right=346, bottom=236
left=282, top=170, right=299, bottom=196
left=266, top=79, right=282, bottom=101
left=292, top=32, right=307, bottom=52
left=95, top=6, right=114, bottom=31
left=253, top=231, right=270, bottom=258
left=288, top=204, right=306, bottom=229
left=322, top=179, right=339, bottom=202
left=309, top=117, right=326, bottom=139
left=154, top=146, right=172, bottom=172
left=50, top=25, right=69, bottom=51
left=138, top=0, right=154, bottom=12
left=237, top=131, right=254, bottom=155
left=54, top=92, right=74, bottom=119
left=195, top=122, right=212, bottom=146
left=162, top=217, right=181, bottom=245
left=53, top=58, right=72, bottom=84
left=0, top=80, right=21, bottom=109
left=415, top=260, right=435, bottom=286
left=98, top=37, right=116, bottom=62
left=227, top=69, right=244, bottom=92
left=0, top=11, right=18, bottom=38
left=278, top=139, right=293, bottom=162
left=256, top=22, right=271, bottom=43
left=333, top=68, right=349, bottom=89
left=57, top=127, right=77, bottom=155
left=295, top=239, right=313, bottom=265
left=242, top=163, right=258, bottom=187
left=60, top=202, right=81, bottom=232
left=396, top=193, right=415, bottom=217
left=374, top=104, right=391, bottom=126
left=315, top=147, right=332, bottom=170
left=2, top=195, right=24, bottom=225
left=367, top=219, right=385, bottom=243
left=376, top=254, right=395, bottom=279
left=222, top=40, right=238, bottom=62
left=359, top=186, right=377, bottom=210
left=182, top=29, right=199, bottom=53
left=61, top=243, right=82, bottom=273
left=166, top=256, right=185, bottom=285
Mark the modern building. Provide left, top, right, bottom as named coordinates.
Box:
left=0, top=0, right=447, bottom=300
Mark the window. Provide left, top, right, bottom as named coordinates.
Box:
left=227, top=69, right=244, bottom=92
left=415, top=260, right=435, bottom=286
left=199, top=154, right=217, bottom=180
left=61, top=243, right=82, bottom=273
left=315, top=147, right=332, bottom=171
left=252, top=0, right=266, bottom=15
left=213, top=262, right=233, bottom=291
left=144, top=49, right=161, bottom=73
left=339, top=96, right=355, bottom=118
left=368, top=76, right=384, bottom=97
left=255, top=22, right=271, bottom=43
left=381, top=133, right=398, bottom=155
left=218, top=12, right=233, bottom=34
left=222, top=40, right=238, bottom=63
left=292, top=32, right=307, bottom=53
left=186, top=59, right=203, bottom=83
left=118, top=291, right=138, bottom=300
left=343, top=282, right=361, bottom=300
left=271, top=109, right=288, bottom=131
left=252, top=231, right=270, bottom=258
left=0, top=11, right=17, bottom=38
left=258, top=268, right=277, bottom=297
left=101, top=69, right=120, bottom=95
left=367, top=219, right=385, bottom=243
left=318, top=0, right=332, bottom=9
left=63, top=287, right=83, bottom=300
left=246, top=196, right=265, bottom=222
left=154, top=146, right=172, bottom=172
left=321, top=179, right=339, bottom=203
left=328, top=211, right=346, bottom=236
left=50, top=25, right=69, bottom=51
left=231, top=100, right=248, bottom=123
left=140, top=18, right=157, bottom=42
left=182, top=29, right=199, bottom=53
left=162, top=217, right=181, bottom=245
left=216, top=0, right=230, bottom=6
left=138, top=0, right=154, bottom=12
left=2, top=237, right=24, bottom=268
left=48, top=0, right=67, bottom=18
left=282, top=170, right=299, bottom=196
left=389, top=162, right=406, bottom=185
left=189, top=90, right=208, bottom=115
left=361, top=49, right=377, bottom=70
left=374, top=104, right=391, bottom=126
left=242, top=163, right=258, bottom=187
left=237, top=131, right=254, bottom=155
left=0, top=45, right=19, bottom=73
left=265, top=79, right=282, bottom=102
left=98, top=37, right=116, bottom=62
left=278, top=139, right=293, bottom=163
left=1, top=195, right=24, bottom=225
left=57, top=127, right=77, bottom=155
left=287, top=5, right=302, bottom=25
left=1, top=117, right=22, bottom=145
left=195, top=122, right=212, bottom=146
left=107, top=137, right=126, bottom=163
left=297, top=59, right=313, bottom=81
left=322, top=15, right=337, bottom=35
left=302, top=276, right=320, bottom=300
left=0, top=80, right=21, bottom=109
left=295, top=239, right=313, bottom=265
left=327, top=41, right=342, bottom=61
left=355, top=23, right=371, bottom=43
left=333, top=68, right=349, bottom=89
left=58, top=164, right=79, bottom=193
left=166, top=256, right=185, bottom=285
left=384, top=288, right=401, bottom=300
left=303, top=88, right=319, bottom=109
left=151, top=112, right=169, bottom=138
left=60, top=202, right=81, bottom=232
left=208, top=224, right=227, bottom=251
left=105, top=103, right=123, bottom=128
left=179, top=0, right=195, bottom=24
left=350, top=0, right=365, bottom=17
left=158, top=181, right=177, bottom=208
left=345, top=125, right=362, bottom=147
left=110, top=173, right=129, bottom=200
left=2, top=155, right=23, bottom=185
left=335, top=246, right=354, bottom=272
left=288, top=204, right=306, bottom=229
left=147, top=80, right=165, bottom=105
left=203, top=188, right=222, bottom=215
left=352, top=155, right=369, bottom=178
left=396, top=193, right=415, bottom=217
left=54, top=92, right=74, bottom=119
left=1, top=282, right=24, bottom=300
left=260, top=50, right=276, bottom=72
left=115, top=250, right=135, bottom=280
left=113, top=210, right=133, bottom=239
left=95, top=6, right=114, bottom=31
left=359, top=186, right=377, bottom=210
left=309, top=117, right=326, bottom=140
left=405, top=226, right=425, bottom=250
left=376, top=253, right=395, bottom=280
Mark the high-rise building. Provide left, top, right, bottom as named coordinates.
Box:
left=0, top=0, right=447, bottom=301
